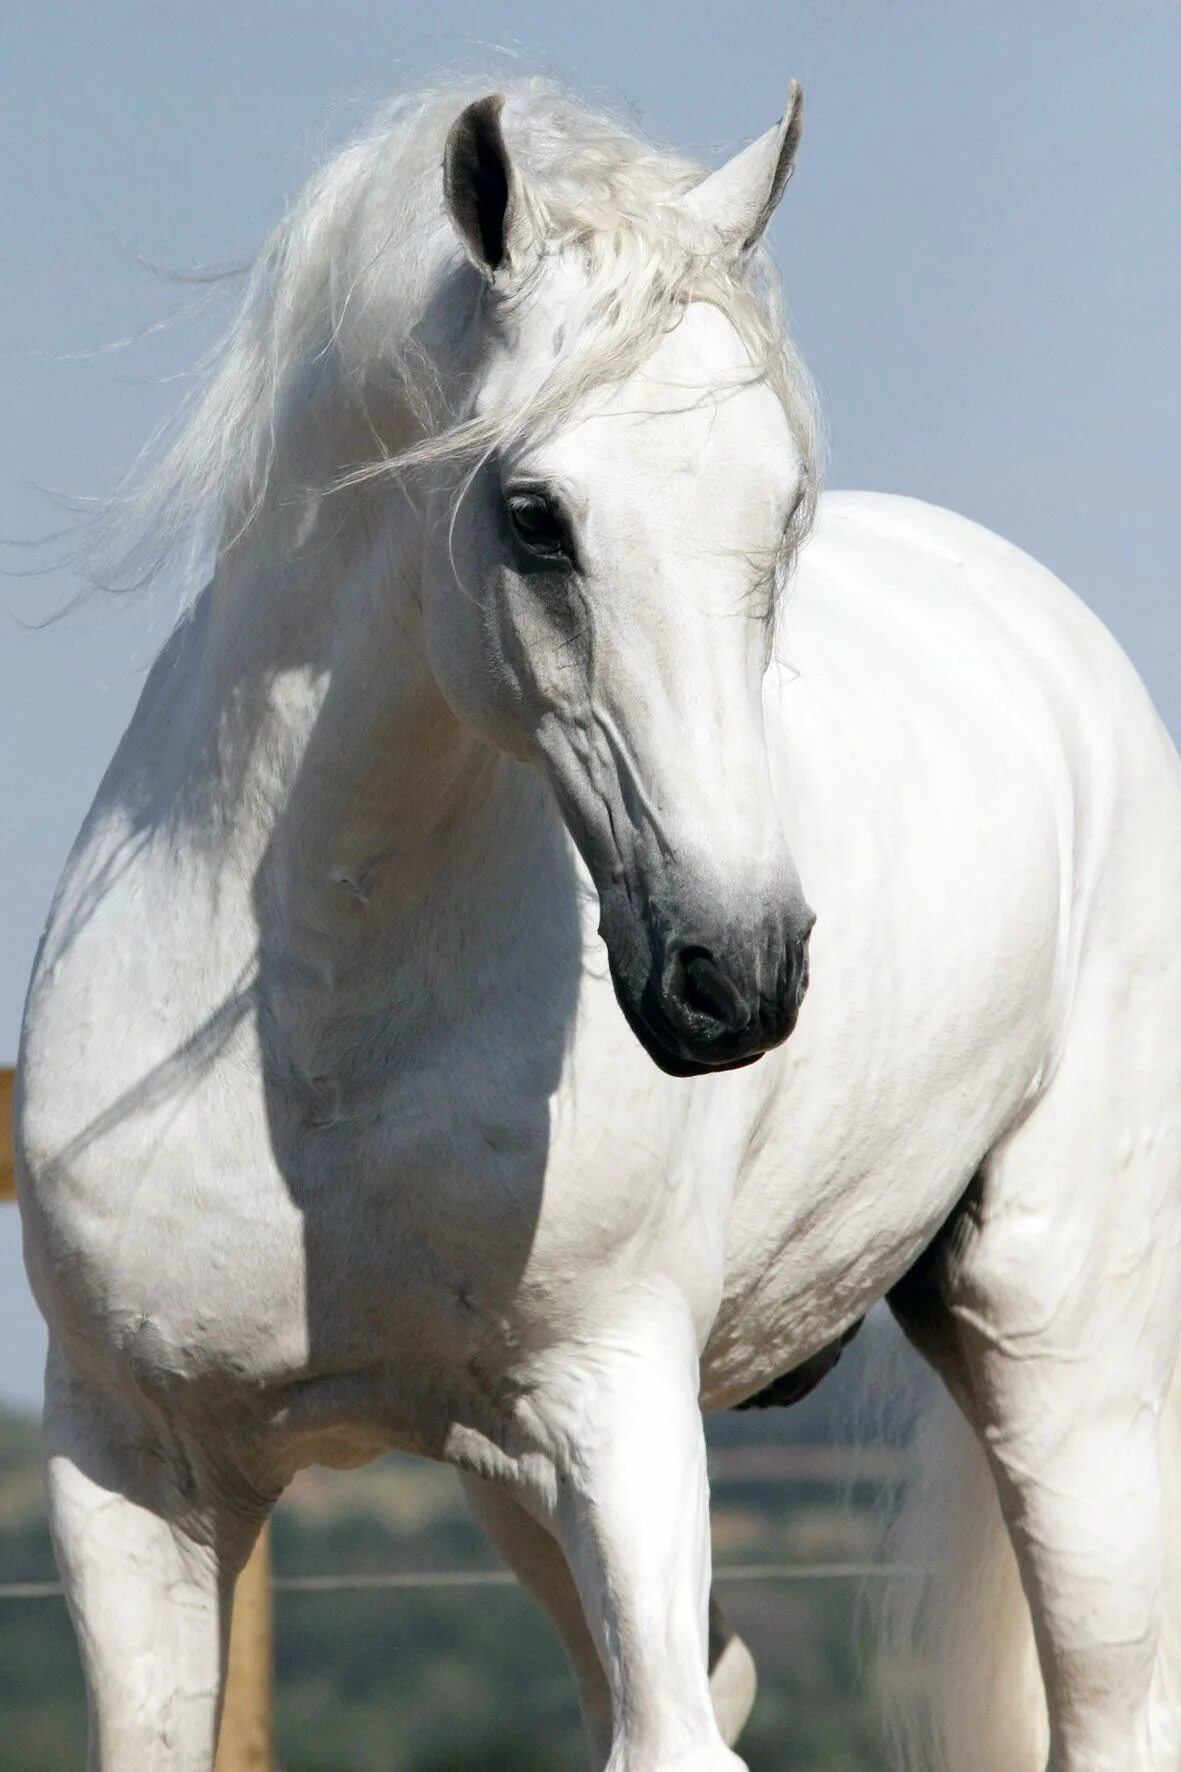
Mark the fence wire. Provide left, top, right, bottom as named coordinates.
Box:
left=0, top=1560, right=931, bottom=1603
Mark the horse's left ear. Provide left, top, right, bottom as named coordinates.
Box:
left=683, top=81, right=803, bottom=254
left=443, top=93, right=535, bottom=286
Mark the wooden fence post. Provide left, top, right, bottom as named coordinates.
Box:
left=216, top=1529, right=274, bottom=1772
left=1, top=1066, right=275, bottom=1772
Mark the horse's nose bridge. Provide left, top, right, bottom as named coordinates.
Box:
left=654, top=813, right=810, bottom=984
left=672, top=751, right=802, bottom=910
left=591, top=607, right=807, bottom=948
left=604, top=565, right=768, bottom=765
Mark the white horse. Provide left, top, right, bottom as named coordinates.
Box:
left=15, top=76, right=1181, bottom=1772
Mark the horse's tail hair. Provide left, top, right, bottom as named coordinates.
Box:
left=868, top=1321, right=1181, bottom=1769
left=865, top=1323, right=1048, bottom=1772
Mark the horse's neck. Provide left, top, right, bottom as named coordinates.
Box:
left=183, top=472, right=557, bottom=1037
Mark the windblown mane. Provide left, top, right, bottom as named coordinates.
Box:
left=98, top=77, right=822, bottom=604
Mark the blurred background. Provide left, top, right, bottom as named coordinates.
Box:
left=1, top=4, right=1177, bottom=1767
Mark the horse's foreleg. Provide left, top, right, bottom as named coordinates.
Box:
left=462, top=1473, right=757, bottom=1770
left=462, top=1471, right=615, bottom=1767
left=515, top=1305, right=743, bottom=1772
left=44, top=1346, right=267, bottom=1771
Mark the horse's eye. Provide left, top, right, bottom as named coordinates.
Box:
left=505, top=491, right=570, bottom=562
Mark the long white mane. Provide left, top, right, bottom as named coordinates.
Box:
left=99, top=78, right=822, bottom=602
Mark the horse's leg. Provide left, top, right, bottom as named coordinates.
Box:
left=462, top=1471, right=614, bottom=1767
left=462, top=1474, right=757, bottom=1770
left=891, top=993, right=1181, bottom=1771
left=44, top=1346, right=268, bottom=1771
left=507, top=1303, right=741, bottom=1772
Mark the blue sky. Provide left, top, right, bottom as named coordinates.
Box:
left=1, top=1, right=1178, bottom=1405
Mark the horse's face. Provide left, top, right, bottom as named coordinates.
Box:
left=421, top=95, right=815, bottom=1078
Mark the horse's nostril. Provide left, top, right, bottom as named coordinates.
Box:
left=794, top=935, right=811, bottom=1002
left=677, top=946, right=747, bottom=1032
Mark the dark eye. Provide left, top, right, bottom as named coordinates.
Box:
left=505, top=490, right=571, bottom=562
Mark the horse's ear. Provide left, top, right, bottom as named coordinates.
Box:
left=443, top=94, right=533, bottom=286
left=683, top=81, right=803, bottom=254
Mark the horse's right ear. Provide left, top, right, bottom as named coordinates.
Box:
left=443, top=95, right=534, bottom=286
left=683, top=82, right=803, bottom=255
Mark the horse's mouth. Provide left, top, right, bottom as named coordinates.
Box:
left=608, top=960, right=776, bottom=1079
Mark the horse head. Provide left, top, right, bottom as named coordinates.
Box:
left=418, top=90, right=816, bottom=1076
